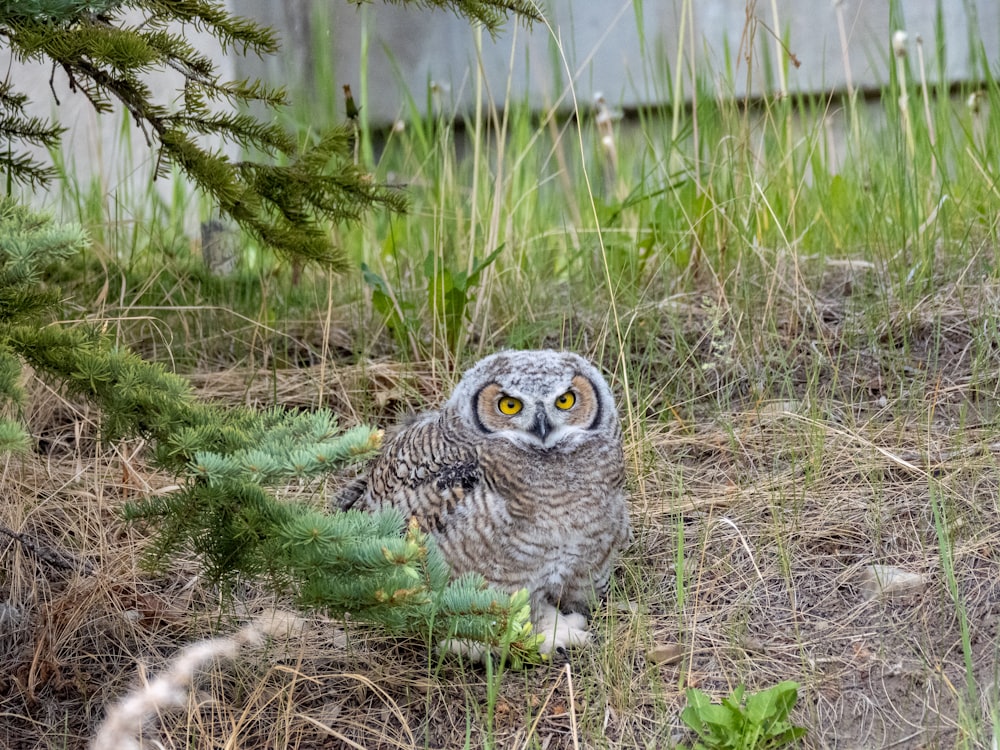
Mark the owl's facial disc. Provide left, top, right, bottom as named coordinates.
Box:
left=473, top=375, right=600, bottom=450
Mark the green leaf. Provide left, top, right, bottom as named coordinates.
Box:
left=744, top=681, right=798, bottom=726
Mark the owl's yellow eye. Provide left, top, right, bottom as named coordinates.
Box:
left=498, top=396, right=522, bottom=415
left=555, top=391, right=576, bottom=410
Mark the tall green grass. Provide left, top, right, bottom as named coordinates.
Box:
left=45, top=10, right=1000, bottom=393
left=273, top=8, right=1000, bottom=423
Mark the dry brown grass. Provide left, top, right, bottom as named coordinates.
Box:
left=2, top=272, right=1000, bottom=749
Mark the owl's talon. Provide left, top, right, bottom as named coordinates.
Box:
left=439, top=638, right=490, bottom=662
left=535, top=605, right=591, bottom=654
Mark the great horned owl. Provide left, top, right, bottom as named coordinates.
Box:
left=338, top=349, right=632, bottom=655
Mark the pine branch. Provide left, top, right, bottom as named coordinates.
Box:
left=0, top=5, right=379, bottom=267
left=373, top=0, right=542, bottom=32
left=0, top=418, right=30, bottom=452
left=0, top=1, right=538, bottom=266
left=0, top=1, right=538, bottom=264
left=0, top=522, right=96, bottom=575
left=0, top=1, right=124, bottom=22
left=0, top=82, right=64, bottom=187
left=139, top=0, right=282, bottom=57
left=4, top=311, right=538, bottom=659
left=3, top=306, right=538, bottom=656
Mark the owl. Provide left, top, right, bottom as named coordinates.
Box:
left=338, top=349, right=631, bottom=655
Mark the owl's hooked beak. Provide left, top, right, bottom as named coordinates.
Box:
left=529, top=407, right=552, bottom=442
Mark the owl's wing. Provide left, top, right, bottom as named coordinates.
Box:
left=333, top=474, right=369, bottom=510
left=336, top=412, right=482, bottom=532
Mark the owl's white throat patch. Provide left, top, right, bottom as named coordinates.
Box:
left=497, top=421, right=586, bottom=453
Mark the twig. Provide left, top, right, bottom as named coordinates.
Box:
left=566, top=663, right=580, bottom=750
left=0, top=523, right=95, bottom=576
left=519, top=666, right=566, bottom=750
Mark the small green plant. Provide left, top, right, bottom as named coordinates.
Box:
left=424, top=246, right=503, bottom=352
left=678, top=681, right=806, bottom=750
left=361, top=260, right=421, bottom=355
left=362, top=246, right=503, bottom=357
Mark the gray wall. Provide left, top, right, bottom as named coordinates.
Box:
left=246, top=0, right=1000, bottom=124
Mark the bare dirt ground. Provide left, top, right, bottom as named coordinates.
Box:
left=2, top=274, right=999, bottom=749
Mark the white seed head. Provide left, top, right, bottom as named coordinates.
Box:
left=892, top=30, right=908, bottom=58
left=967, top=91, right=984, bottom=114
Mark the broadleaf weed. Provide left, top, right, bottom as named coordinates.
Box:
left=679, top=681, right=806, bottom=750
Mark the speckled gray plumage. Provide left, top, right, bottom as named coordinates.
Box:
left=338, top=350, right=631, bottom=649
